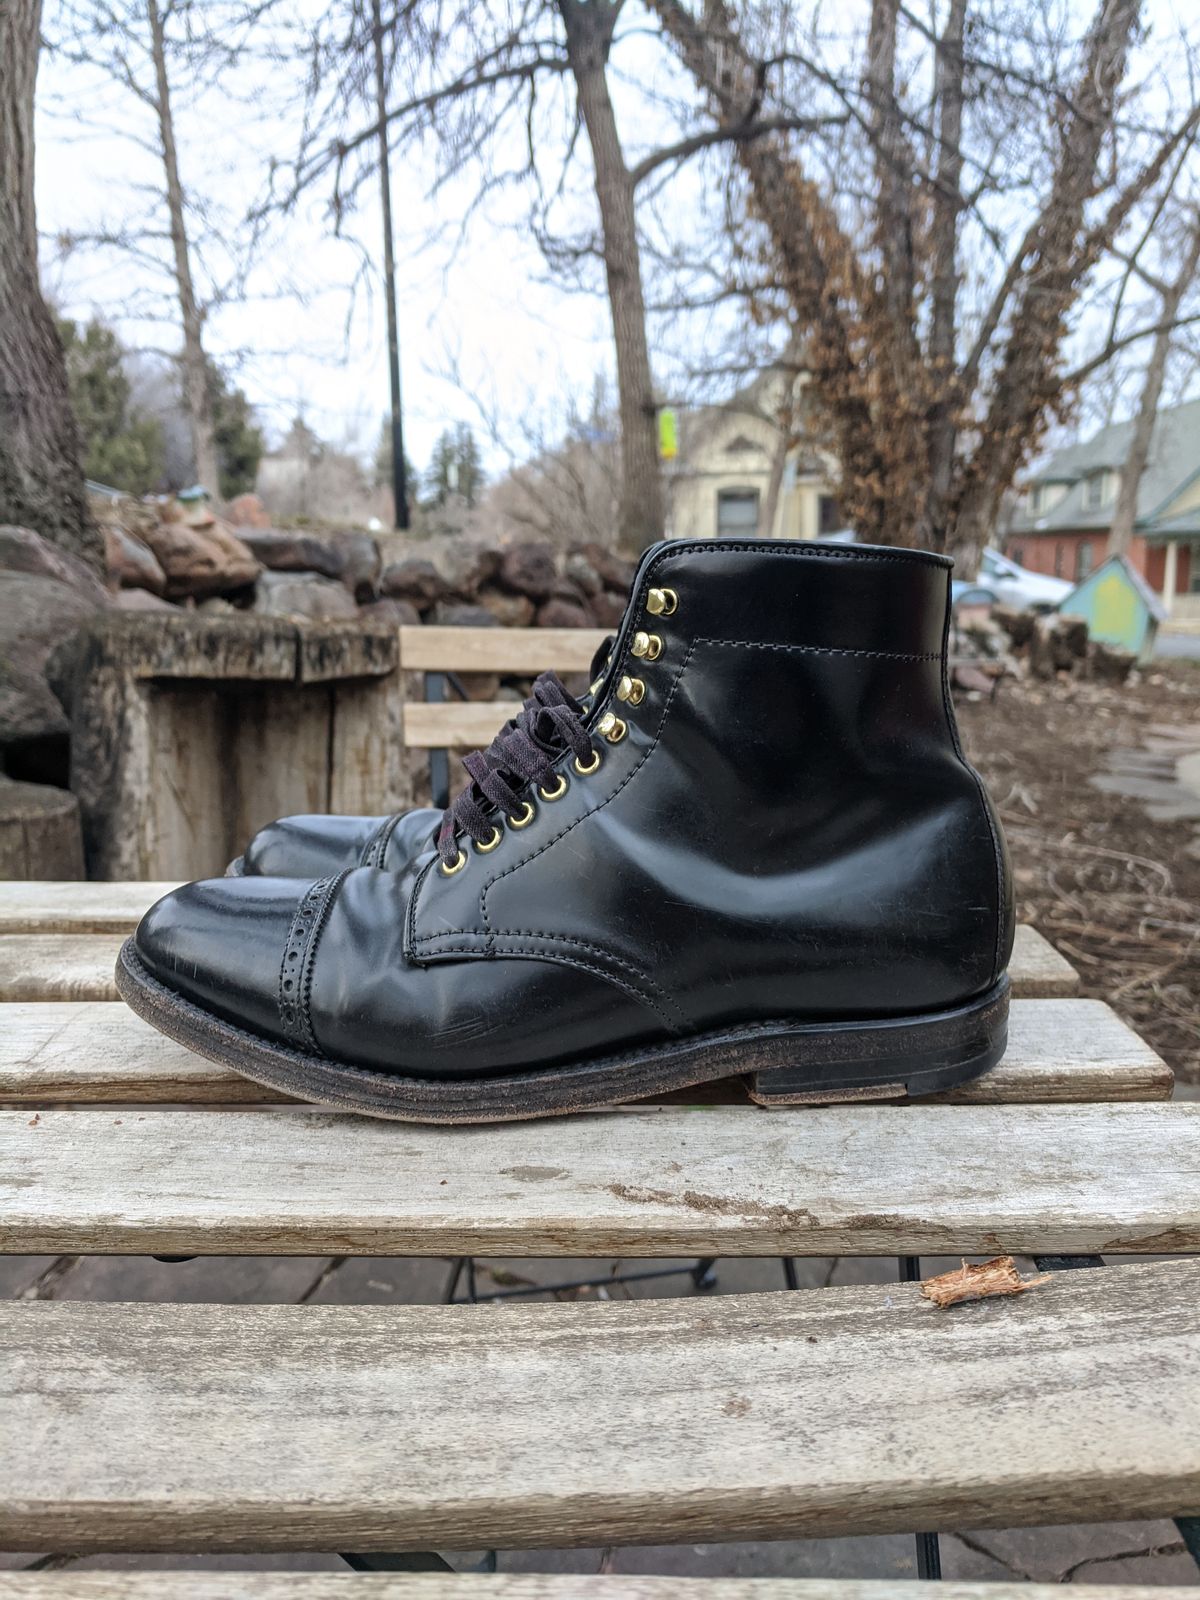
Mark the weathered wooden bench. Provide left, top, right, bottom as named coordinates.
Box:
left=1, top=887, right=1197, bottom=1580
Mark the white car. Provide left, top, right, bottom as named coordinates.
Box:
left=975, top=548, right=1073, bottom=612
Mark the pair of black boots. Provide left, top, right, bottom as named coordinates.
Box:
left=119, top=537, right=1014, bottom=1122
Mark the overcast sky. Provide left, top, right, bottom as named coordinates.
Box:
left=34, top=0, right=1200, bottom=479
left=34, top=1, right=717, bottom=475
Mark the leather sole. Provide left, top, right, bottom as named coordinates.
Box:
left=115, top=938, right=1009, bottom=1124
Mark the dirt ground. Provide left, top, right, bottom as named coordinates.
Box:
left=957, top=658, right=1200, bottom=1084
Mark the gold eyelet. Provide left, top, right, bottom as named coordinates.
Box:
left=616, top=675, right=645, bottom=705
left=646, top=587, right=678, bottom=617
left=538, top=773, right=568, bottom=802
left=508, top=801, right=535, bottom=829
left=574, top=748, right=602, bottom=776
left=597, top=711, right=627, bottom=743
left=474, top=826, right=503, bottom=854
left=631, top=631, right=663, bottom=661
left=440, top=847, right=468, bottom=876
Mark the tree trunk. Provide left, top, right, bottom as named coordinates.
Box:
left=560, top=0, right=664, bottom=553
left=1109, top=212, right=1200, bottom=557
left=0, top=0, right=96, bottom=571
left=146, top=0, right=220, bottom=499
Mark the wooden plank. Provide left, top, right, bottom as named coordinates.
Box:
left=403, top=699, right=525, bottom=749
left=0, top=1585, right=1193, bottom=1600
left=3, top=1102, right=1196, bottom=1257
left=3, top=1260, right=1198, bottom=1551
left=398, top=624, right=609, bottom=673
left=0, top=881, right=180, bottom=934
left=0, top=999, right=1170, bottom=1108
left=0, top=934, right=123, bottom=1002
left=0, top=890, right=1081, bottom=1005
left=1009, top=924, right=1080, bottom=997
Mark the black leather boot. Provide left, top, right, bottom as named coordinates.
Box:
left=225, top=666, right=609, bottom=878
left=118, top=538, right=1013, bottom=1123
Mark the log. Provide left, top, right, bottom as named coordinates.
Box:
left=0, top=778, right=83, bottom=880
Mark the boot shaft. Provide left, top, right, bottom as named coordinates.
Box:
left=410, top=538, right=1013, bottom=1027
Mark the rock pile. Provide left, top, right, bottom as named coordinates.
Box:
left=99, top=491, right=635, bottom=632
left=950, top=602, right=1139, bottom=695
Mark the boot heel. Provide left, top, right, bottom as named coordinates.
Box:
left=746, top=977, right=1009, bottom=1108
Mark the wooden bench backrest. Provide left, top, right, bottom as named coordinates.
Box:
left=397, top=625, right=609, bottom=749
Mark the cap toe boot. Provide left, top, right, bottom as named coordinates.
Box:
left=120, top=537, right=1014, bottom=1122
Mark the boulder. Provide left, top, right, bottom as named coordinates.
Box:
left=574, top=540, right=634, bottom=594
left=590, top=589, right=628, bottom=629
left=225, top=492, right=271, bottom=529
left=564, top=550, right=603, bottom=597
left=104, top=522, right=168, bottom=595
left=0, top=574, right=101, bottom=747
left=497, top=541, right=558, bottom=601
left=238, top=529, right=347, bottom=582
left=332, top=531, right=382, bottom=603
left=254, top=572, right=359, bottom=621
left=0, top=654, right=70, bottom=744
left=476, top=586, right=536, bottom=627
left=358, top=597, right=421, bottom=628
left=0, top=524, right=108, bottom=604
left=111, top=588, right=177, bottom=613
left=992, top=604, right=1036, bottom=649
left=139, top=514, right=261, bottom=600
left=439, top=540, right=501, bottom=600
left=381, top=558, right=446, bottom=612
left=536, top=597, right=594, bottom=629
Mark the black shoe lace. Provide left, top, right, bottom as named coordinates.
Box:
left=436, top=639, right=612, bottom=869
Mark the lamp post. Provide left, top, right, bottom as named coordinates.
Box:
left=373, top=0, right=409, bottom=530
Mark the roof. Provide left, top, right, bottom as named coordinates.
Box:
left=1011, top=395, right=1200, bottom=533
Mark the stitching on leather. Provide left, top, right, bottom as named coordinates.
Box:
left=696, top=638, right=939, bottom=661
left=644, top=538, right=951, bottom=570
left=411, top=943, right=678, bottom=1027
left=360, top=811, right=402, bottom=869
left=416, top=929, right=686, bottom=1027
left=277, top=871, right=346, bottom=1055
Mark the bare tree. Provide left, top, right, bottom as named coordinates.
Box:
left=280, top=1, right=829, bottom=551
left=50, top=0, right=279, bottom=498
left=0, top=0, right=94, bottom=567
left=1109, top=204, right=1200, bottom=556
left=647, top=0, right=1200, bottom=567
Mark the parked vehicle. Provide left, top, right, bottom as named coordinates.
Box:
left=975, top=547, right=1073, bottom=612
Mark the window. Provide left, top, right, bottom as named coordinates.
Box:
left=717, top=488, right=760, bottom=536
left=1077, top=540, right=1094, bottom=579
left=818, top=494, right=841, bottom=535
left=1026, top=486, right=1042, bottom=514
left=1009, top=544, right=1025, bottom=566
left=1082, top=472, right=1108, bottom=511
left=1054, top=543, right=1065, bottom=577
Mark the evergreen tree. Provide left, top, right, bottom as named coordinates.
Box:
left=425, top=423, right=484, bottom=508
left=207, top=362, right=264, bottom=499
left=57, top=316, right=164, bottom=496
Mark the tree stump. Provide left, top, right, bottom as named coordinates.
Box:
left=0, top=777, right=85, bottom=879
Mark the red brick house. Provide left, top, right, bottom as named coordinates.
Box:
left=1007, top=397, right=1200, bottom=625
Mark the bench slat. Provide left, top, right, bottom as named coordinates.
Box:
left=3, top=1102, right=1195, bottom=1256
left=402, top=700, right=531, bottom=748
left=0, top=922, right=1079, bottom=1001
left=2, top=1260, right=1197, bottom=1552
left=0, top=998, right=1170, bottom=1107
left=1, top=1585, right=1194, bottom=1600
left=398, top=624, right=609, bottom=673
left=0, top=881, right=180, bottom=933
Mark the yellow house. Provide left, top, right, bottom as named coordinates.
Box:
left=665, top=373, right=841, bottom=542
